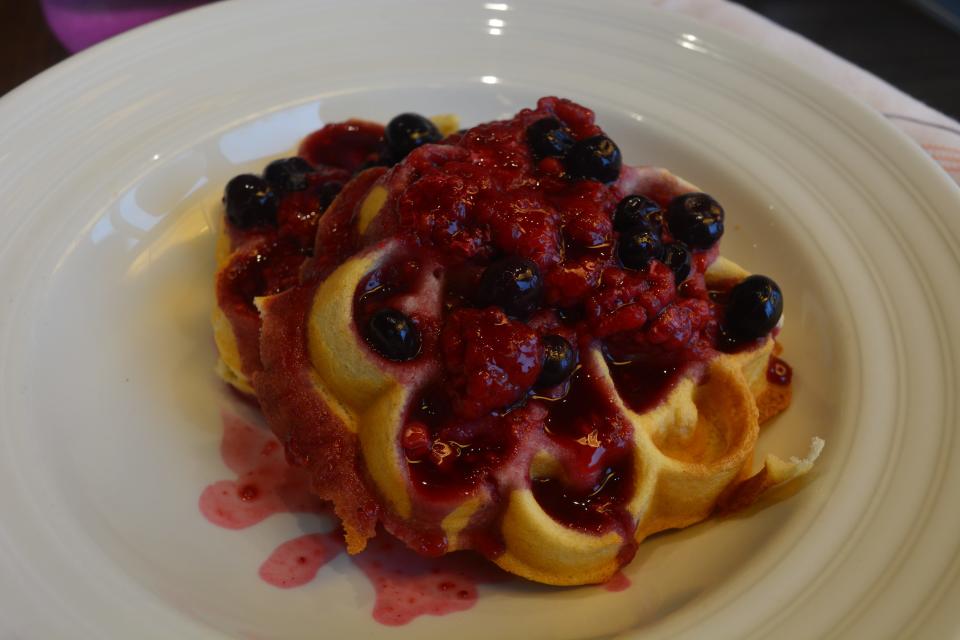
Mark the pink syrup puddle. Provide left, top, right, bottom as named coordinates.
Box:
left=198, top=411, right=328, bottom=529
left=353, top=535, right=508, bottom=626
left=602, top=571, right=632, bottom=592
left=259, top=532, right=344, bottom=588
left=200, top=410, right=509, bottom=625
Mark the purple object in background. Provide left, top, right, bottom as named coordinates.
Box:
left=41, top=0, right=212, bottom=53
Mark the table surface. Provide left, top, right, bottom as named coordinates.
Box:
left=2, top=0, right=959, bottom=121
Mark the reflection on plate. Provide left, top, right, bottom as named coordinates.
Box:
left=0, top=1, right=958, bottom=638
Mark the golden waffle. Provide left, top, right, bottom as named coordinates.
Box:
left=213, top=100, right=823, bottom=586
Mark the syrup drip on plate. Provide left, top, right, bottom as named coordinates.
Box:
left=766, top=356, right=793, bottom=385
left=198, top=412, right=327, bottom=528
left=602, top=571, right=632, bottom=592
left=200, top=411, right=620, bottom=626
left=259, top=532, right=343, bottom=589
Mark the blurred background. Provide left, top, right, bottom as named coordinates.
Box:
left=1, top=0, right=958, bottom=120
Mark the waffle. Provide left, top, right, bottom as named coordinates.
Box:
left=212, top=99, right=822, bottom=586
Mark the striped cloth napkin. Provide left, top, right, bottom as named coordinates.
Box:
left=650, top=0, right=960, bottom=184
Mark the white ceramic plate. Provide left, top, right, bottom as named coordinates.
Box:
left=2, top=0, right=959, bottom=637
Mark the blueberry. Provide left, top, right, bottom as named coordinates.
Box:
left=264, top=157, right=314, bottom=192
left=614, top=195, right=662, bottom=233
left=385, top=113, right=442, bottom=161
left=223, top=174, right=278, bottom=228
left=660, top=242, right=692, bottom=282
left=666, top=192, right=724, bottom=249
left=478, top=257, right=542, bottom=318
left=566, top=135, right=622, bottom=183
left=364, top=309, right=421, bottom=361
left=537, top=335, right=577, bottom=388
left=723, top=275, right=783, bottom=341
left=526, top=118, right=575, bottom=159
left=618, top=228, right=663, bottom=271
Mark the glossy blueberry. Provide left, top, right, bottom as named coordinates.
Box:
left=618, top=228, right=663, bottom=271
left=384, top=113, right=442, bottom=161
left=566, top=135, right=622, bottom=183
left=723, top=275, right=783, bottom=341
left=477, top=256, right=543, bottom=318
left=264, top=157, right=314, bottom=192
left=223, top=174, right=278, bottom=228
left=614, top=195, right=662, bottom=233
left=365, top=308, right=421, bottom=361
left=666, top=192, right=724, bottom=249
left=660, top=242, right=692, bottom=282
left=537, top=335, right=577, bottom=388
left=526, top=118, right=575, bottom=159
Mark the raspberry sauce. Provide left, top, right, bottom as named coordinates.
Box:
left=259, top=533, right=343, bottom=589
left=603, top=571, right=632, bottom=592
left=201, top=411, right=548, bottom=626
left=766, top=356, right=793, bottom=385
left=351, top=535, right=507, bottom=626
left=607, top=358, right=689, bottom=415
left=198, top=412, right=327, bottom=529
left=298, top=120, right=387, bottom=173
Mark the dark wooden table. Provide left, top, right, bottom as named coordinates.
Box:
left=2, top=0, right=959, bottom=121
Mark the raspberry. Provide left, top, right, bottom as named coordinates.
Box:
left=441, top=308, right=543, bottom=420
left=585, top=263, right=676, bottom=338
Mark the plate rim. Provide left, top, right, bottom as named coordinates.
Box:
left=1, top=1, right=959, bottom=638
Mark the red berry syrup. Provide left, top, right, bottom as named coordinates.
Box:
left=766, top=356, right=793, bottom=385
left=200, top=411, right=565, bottom=627
left=198, top=412, right=327, bottom=529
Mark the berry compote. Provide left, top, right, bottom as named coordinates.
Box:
left=330, top=98, right=778, bottom=542
left=221, top=98, right=786, bottom=556
left=216, top=123, right=385, bottom=376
